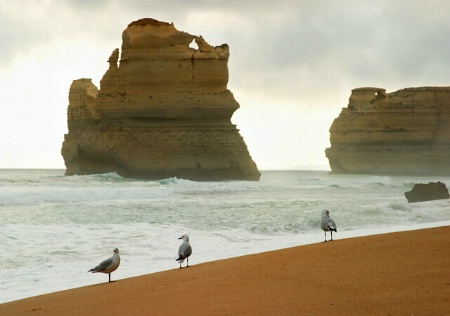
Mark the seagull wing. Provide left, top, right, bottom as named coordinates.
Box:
left=177, top=242, right=192, bottom=261
left=328, top=218, right=337, bottom=232
left=91, top=256, right=113, bottom=273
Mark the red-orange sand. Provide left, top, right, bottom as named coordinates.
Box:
left=1, top=226, right=449, bottom=316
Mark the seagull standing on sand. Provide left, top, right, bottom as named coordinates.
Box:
left=88, top=248, right=121, bottom=282
left=321, top=210, right=337, bottom=242
left=176, top=234, right=192, bottom=269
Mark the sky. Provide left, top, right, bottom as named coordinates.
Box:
left=1, top=0, right=449, bottom=170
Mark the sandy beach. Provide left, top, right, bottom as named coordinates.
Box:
left=1, top=226, right=449, bottom=315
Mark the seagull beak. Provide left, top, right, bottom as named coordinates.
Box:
left=178, top=236, right=182, bottom=240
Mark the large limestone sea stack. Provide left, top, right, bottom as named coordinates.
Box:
left=61, top=18, right=260, bottom=181
left=326, top=87, right=450, bottom=175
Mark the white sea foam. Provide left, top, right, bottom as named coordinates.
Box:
left=0, top=169, right=449, bottom=303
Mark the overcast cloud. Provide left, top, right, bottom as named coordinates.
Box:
left=1, top=0, right=449, bottom=170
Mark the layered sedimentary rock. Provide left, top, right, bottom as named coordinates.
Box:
left=325, top=87, right=450, bottom=175
left=61, top=18, right=260, bottom=181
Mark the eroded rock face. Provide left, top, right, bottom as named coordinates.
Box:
left=325, top=87, right=450, bottom=175
left=61, top=18, right=260, bottom=181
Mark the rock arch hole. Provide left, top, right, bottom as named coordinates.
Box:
left=189, top=39, right=198, bottom=50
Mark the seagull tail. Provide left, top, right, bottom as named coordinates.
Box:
left=88, top=268, right=95, bottom=273
left=175, top=255, right=184, bottom=262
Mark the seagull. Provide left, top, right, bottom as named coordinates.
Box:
left=321, top=210, right=337, bottom=242
left=88, top=248, right=121, bottom=282
left=176, top=234, right=192, bottom=269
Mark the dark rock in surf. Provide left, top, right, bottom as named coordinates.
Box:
left=404, top=182, right=449, bottom=203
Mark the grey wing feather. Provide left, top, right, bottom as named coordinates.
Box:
left=179, top=243, right=192, bottom=259
left=94, top=257, right=113, bottom=272
left=321, top=218, right=337, bottom=232
left=328, top=218, right=337, bottom=231
left=185, top=244, right=192, bottom=257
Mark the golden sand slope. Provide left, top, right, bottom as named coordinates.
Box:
left=1, top=226, right=449, bottom=315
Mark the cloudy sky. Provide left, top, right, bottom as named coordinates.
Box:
left=1, top=0, right=448, bottom=170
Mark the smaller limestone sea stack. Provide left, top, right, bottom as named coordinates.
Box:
left=61, top=18, right=260, bottom=181
left=326, top=87, right=450, bottom=175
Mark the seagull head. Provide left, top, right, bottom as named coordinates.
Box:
left=321, top=209, right=330, bottom=218
left=113, top=248, right=119, bottom=254
left=178, top=234, right=189, bottom=242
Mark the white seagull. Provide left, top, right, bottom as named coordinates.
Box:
left=176, top=234, right=192, bottom=269
left=321, top=210, right=337, bottom=242
left=88, top=248, right=121, bottom=282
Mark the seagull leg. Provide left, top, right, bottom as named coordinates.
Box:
left=187, top=258, right=189, bottom=267
left=331, top=231, right=333, bottom=241
left=324, top=231, right=327, bottom=242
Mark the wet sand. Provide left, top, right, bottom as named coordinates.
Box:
left=1, top=226, right=449, bottom=315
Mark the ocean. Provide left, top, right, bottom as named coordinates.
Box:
left=1, top=169, right=449, bottom=303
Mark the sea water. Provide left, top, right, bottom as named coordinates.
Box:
left=1, top=169, right=449, bottom=303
